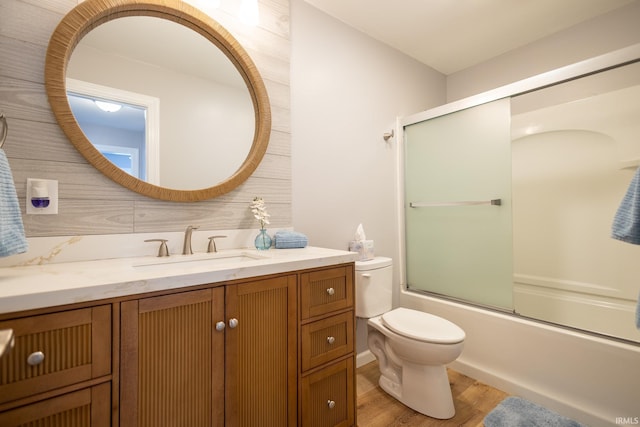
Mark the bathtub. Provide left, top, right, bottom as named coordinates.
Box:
left=392, top=290, right=640, bottom=426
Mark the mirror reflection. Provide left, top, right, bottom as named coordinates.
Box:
left=66, top=16, right=255, bottom=191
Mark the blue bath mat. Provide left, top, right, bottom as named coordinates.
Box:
left=484, top=397, right=586, bottom=427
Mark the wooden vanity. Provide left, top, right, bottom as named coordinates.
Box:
left=0, top=248, right=357, bottom=427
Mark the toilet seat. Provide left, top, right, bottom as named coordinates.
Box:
left=381, top=308, right=465, bottom=344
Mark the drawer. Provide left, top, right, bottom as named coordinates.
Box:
left=300, top=265, right=354, bottom=320
left=0, top=382, right=111, bottom=427
left=301, top=312, right=354, bottom=372
left=300, top=358, right=354, bottom=427
left=0, top=305, right=111, bottom=405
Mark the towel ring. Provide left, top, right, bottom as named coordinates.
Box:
left=0, top=113, right=7, bottom=149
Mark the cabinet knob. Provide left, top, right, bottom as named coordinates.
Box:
left=215, top=321, right=226, bottom=331
left=27, top=351, right=45, bottom=366
left=326, top=287, right=335, bottom=296
left=327, top=400, right=336, bottom=409
left=326, top=336, right=336, bottom=345
left=228, top=318, right=239, bottom=329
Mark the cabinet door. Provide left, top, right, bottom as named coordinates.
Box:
left=225, top=275, right=297, bottom=427
left=120, top=288, right=225, bottom=427
left=0, top=382, right=111, bottom=427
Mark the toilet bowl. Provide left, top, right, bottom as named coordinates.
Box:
left=355, top=257, right=465, bottom=419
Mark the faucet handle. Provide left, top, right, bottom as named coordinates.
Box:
left=207, top=235, right=227, bottom=253
left=145, top=239, right=170, bottom=257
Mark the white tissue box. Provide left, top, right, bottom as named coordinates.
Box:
left=349, top=240, right=374, bottom=261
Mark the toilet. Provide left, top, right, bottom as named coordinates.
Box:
left=356, top=257, right=465, bottom=419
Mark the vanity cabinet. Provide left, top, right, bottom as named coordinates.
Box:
left=0, top=306, right=112, bottom=427
left=299, top=265, right=356, bottom=427
left=0, top=257, right=356, bottom=427
left=120, top=274, right=297, bottom=427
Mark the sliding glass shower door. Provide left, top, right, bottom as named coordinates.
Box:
left=404, top=98, right=513, bottom=310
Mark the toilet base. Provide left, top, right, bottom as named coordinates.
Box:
left=378, top=361, right=455, bottom=420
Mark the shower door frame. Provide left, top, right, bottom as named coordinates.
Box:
left=395, top=42, right=640, bottom=305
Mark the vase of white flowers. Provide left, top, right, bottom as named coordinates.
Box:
left=250, top=197, right=272, bottom=250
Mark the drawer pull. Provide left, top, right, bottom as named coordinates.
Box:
left=326, top=336, right=336, bottom=345
left=228, top=318, right=239, bottom=329
left=215, top=321, right=226, bottom=331
left=326, top=287, right=335, bottom=296
left=327, top=400, right=336, bottom=409
left=27, top=351, right=45, bottom=366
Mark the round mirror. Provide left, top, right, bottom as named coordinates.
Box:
left=45, top=0, right=271, bottom=202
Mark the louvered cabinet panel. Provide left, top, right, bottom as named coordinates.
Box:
left=300, top=358, right=354, bottom=427
left=301, top=312, right=353, bottom=372
left=120, top=288, right=225, bottom=427
left=300, top=266, right=353, bottom=320
left=0, top=305, right=111, bottom=405
left=0, top=381, right=111, bottom=427
left=225, top=275, right=297, bottom=427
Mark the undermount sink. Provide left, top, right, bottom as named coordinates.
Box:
left=133, top=251, right=268, bottom=268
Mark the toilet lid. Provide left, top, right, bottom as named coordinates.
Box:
left=381, top=308, right=465, bottom=344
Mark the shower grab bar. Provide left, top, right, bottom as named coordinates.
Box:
left=409, top=198, right=502, bottom=207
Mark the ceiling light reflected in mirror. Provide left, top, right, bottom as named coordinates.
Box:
left=94, top=100, right=122, bottom=113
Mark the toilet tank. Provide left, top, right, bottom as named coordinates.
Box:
left=355, top=257, right=393, bottom=318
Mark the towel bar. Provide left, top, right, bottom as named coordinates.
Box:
left=410, top=199, right=502, bottom=207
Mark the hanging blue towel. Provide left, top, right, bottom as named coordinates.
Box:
left=0, top=148, right=28, bottom=257
left=612, top=167, right=640, bottom=245
left=274, top=231, right=308, bottom=249
left=612, top=168, right=640, bottom=330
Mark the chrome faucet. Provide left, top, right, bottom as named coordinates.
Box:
left=183, top=225, right=199, bottom=255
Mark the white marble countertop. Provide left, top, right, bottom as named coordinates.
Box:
left=0, top=246, right=358, bottom=315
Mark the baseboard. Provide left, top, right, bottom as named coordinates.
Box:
left=356, top=350, right=375, bottom=368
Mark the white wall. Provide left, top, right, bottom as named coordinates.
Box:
left=447, top=1, right=640, bottom=101
left=290, top=0, right=444, bottom=268
left=290, top=0, right=445, bottom=353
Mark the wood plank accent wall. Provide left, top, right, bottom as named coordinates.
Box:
left=0, top=0, right=291, bottom=237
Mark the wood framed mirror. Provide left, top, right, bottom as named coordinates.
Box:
left=45, top=0, right=271, bottom=202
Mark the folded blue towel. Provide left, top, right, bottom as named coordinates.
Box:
left=274, top=231, right=308, bottom=249
left=612, top=167, right=640, bottom=244
left=0, top=149, right=28, bottom=257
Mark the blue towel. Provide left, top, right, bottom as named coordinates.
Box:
left=274, top=231, right=308, bottom=249
left=0, top=149, right=28, bottom=257
left=612, top=167, right=640, bottom=244
left=612, top=169, right=640, bottom=330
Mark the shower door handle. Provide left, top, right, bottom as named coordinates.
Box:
left=410, top=198, right=501, bottom=207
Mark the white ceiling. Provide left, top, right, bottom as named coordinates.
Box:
left=303, top=0, right=636, bottom=75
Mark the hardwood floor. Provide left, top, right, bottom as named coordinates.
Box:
left=356, top=361, right=508, bottom=426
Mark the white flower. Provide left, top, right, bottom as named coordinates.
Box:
left=250, top=196, right=271, bottom=229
